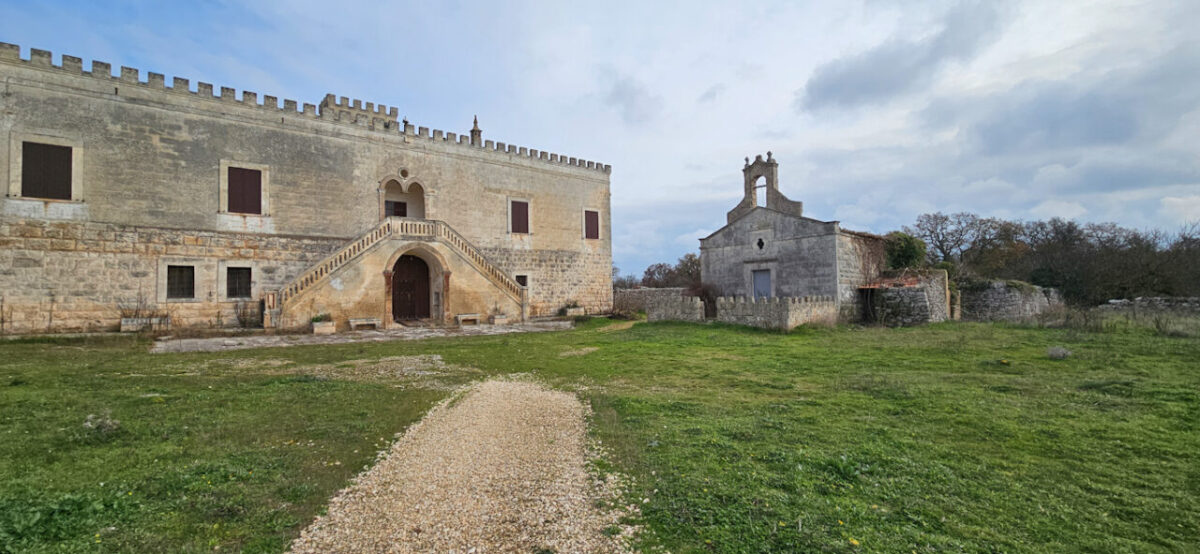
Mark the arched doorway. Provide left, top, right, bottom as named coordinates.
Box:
left=391, top=255, right=431, bottom=320
left=382, top=180, right=426, bottom=219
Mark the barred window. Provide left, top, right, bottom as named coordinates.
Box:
left=167, top=265, right=195, bottom=299
left=227, top=267, right=252, bottom=299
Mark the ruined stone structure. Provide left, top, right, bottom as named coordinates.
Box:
left=699, top=153, right=886, bottom=322
left=0, top=43, right=612, bottom=333
left=863, top=270, right=951, bottom=327
left=961, top=281, right=1063, bottom=323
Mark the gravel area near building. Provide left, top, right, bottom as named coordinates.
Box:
left=150, top=321, right=572, bottom=353
left=288, top=379, right=633, bottom=553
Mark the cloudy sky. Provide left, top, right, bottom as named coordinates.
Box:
left=2, top=0, right=1197, bottom=275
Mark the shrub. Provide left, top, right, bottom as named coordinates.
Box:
left=310, top=314, right=331, bottom=323
left=885, top=232, right=927, bottom=270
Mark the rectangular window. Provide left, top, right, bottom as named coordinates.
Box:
left=515, top=275, right=528, bottom=287
left=167, top=265, right=195, bottom=299
left=21, top=142, right=72, bottom=200
left=510, top=200, right=529, bottom=234
left=584, top=210, right=600, bottom=240
left=385, top=201, right=408, bottom=217
left=227, top=267, right=252, bottom=299
left=227, top=167, right=262, bottom=214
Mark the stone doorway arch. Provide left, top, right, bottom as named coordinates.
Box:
left=384, top=245, right=449, bottom=323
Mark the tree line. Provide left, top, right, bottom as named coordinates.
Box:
left=903, top=213, right=1199, bottom=305
left=616, top=213, right=1199, bottom=306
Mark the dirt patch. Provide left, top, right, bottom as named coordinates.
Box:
left=289, top=379, right=636, bottom=553
left=559, top=346, right=599, bottom=358
left=597, top=320, right=636, bottom=332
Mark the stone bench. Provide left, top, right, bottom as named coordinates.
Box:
left=455, top=313, right=481, bottom=325
left=348, top=317, right=382, bottom=331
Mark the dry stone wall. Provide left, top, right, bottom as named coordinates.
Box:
left=715, top=296, right=837, bottom=330
left=961, top=281, right=1063, bottom=322
left=1100, top=297, right=1200, bottom=313
left=873, top=270, right=950, bottom=326
left=646, top=297, right=704, bottom=323
left=613, top=287, right=686, bottom=313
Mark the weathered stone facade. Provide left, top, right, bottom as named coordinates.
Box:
left=961, top=281, right=1063, bottom=322
left=699, top=153, right=885, bottom=322
left=0, top=43, right=612, bottom=333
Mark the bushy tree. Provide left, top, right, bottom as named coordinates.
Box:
left=884, top=232, right=927, bottom=269
left=640, top=253, right=703, bottom=288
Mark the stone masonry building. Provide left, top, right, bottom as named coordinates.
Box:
left=0, top=43, right=612, bottom=333
left=699, top=153, right=886, bottom=322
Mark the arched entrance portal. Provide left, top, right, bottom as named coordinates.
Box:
left=391, top=255, right=431, bottom=320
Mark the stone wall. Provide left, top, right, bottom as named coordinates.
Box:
left=715, top=296, right=837, bottom=330
left=1100, top=297, right=1200, bottom=313
left=646, top=296, right=704, bottom=323
left=613, top=287, right=686, bottom=313
left=0, top=42, right=612, bottom=331
left=0, top=218, right=341, bottom=333
left=836, top=231, right=887, bottom=321
left=961, top=280, right=1063, bottom=322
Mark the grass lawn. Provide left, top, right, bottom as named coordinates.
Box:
left=2, top=319, right=1198, bottom=552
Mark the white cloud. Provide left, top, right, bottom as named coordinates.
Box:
left=1160, top=195, right=1200, bottom=224
left=1030, top=199, right=1088, bottom=220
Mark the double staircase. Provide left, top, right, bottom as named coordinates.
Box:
left=263, top=218, right=524, bottom=326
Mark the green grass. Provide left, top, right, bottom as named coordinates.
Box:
left=2, top=320, right=1199, bottom=552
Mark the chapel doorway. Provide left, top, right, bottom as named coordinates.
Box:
left=392, top=255, right=431, bottom=320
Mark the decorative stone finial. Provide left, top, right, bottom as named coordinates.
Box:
left=470, top=115, right=482, bottom=146
left=745, top=156, right=750, bottom=166
left=767, top=151, right=774, bottom=162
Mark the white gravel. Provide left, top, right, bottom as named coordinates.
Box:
left=289, top=379, right=633, bottom=553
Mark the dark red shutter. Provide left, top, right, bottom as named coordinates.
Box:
left=22, top=142, right=72, bottom=200
left=511, top=201, right=529, bottom=234
left=585, top=210, right=599, bottom=239
left=228, top=168, right=262, bottom=214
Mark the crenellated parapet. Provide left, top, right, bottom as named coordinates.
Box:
left=0, top=42, right=610, bottom=175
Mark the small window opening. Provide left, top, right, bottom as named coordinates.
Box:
left=21, top=142, right=73, bottom=200
left=756, top=238, right=765, bottom=250
left=515, top=275, right=528, bottom=287
left=511, top=200, right=529, bottom=234
left=385, top=201, right=408, bottom=217
left=167, top=265, right=195, bottom=299
left=584, top=210, right=600, bottom=240
left=227, top=267, right=252, bottom=299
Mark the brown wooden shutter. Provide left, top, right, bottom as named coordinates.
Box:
left=21, top=142, right=72, bottom=200
left=511, top=200, right=529, bottom=234
left=585, top=210, right=600, bottom=239
left=228, top=167, right=262, bottom=214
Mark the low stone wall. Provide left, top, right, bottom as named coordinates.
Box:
left=961, top=280, right=1063, bottom=322
left=874, top=270, right=950, bottom=326
left=715, top=296, right=837, bottom=331
left=614, top=287, right=686, bottom=313
left=646, top=296, right=704, bottom=323
left=1100, top=297, right=1200, bottom=313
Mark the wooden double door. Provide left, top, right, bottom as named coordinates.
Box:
left=391, top=255, right=430, bottom=320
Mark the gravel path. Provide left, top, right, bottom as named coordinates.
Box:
left=289, top=379, right=631, bottom=553
left=150, top=321, right=571, bottom=353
